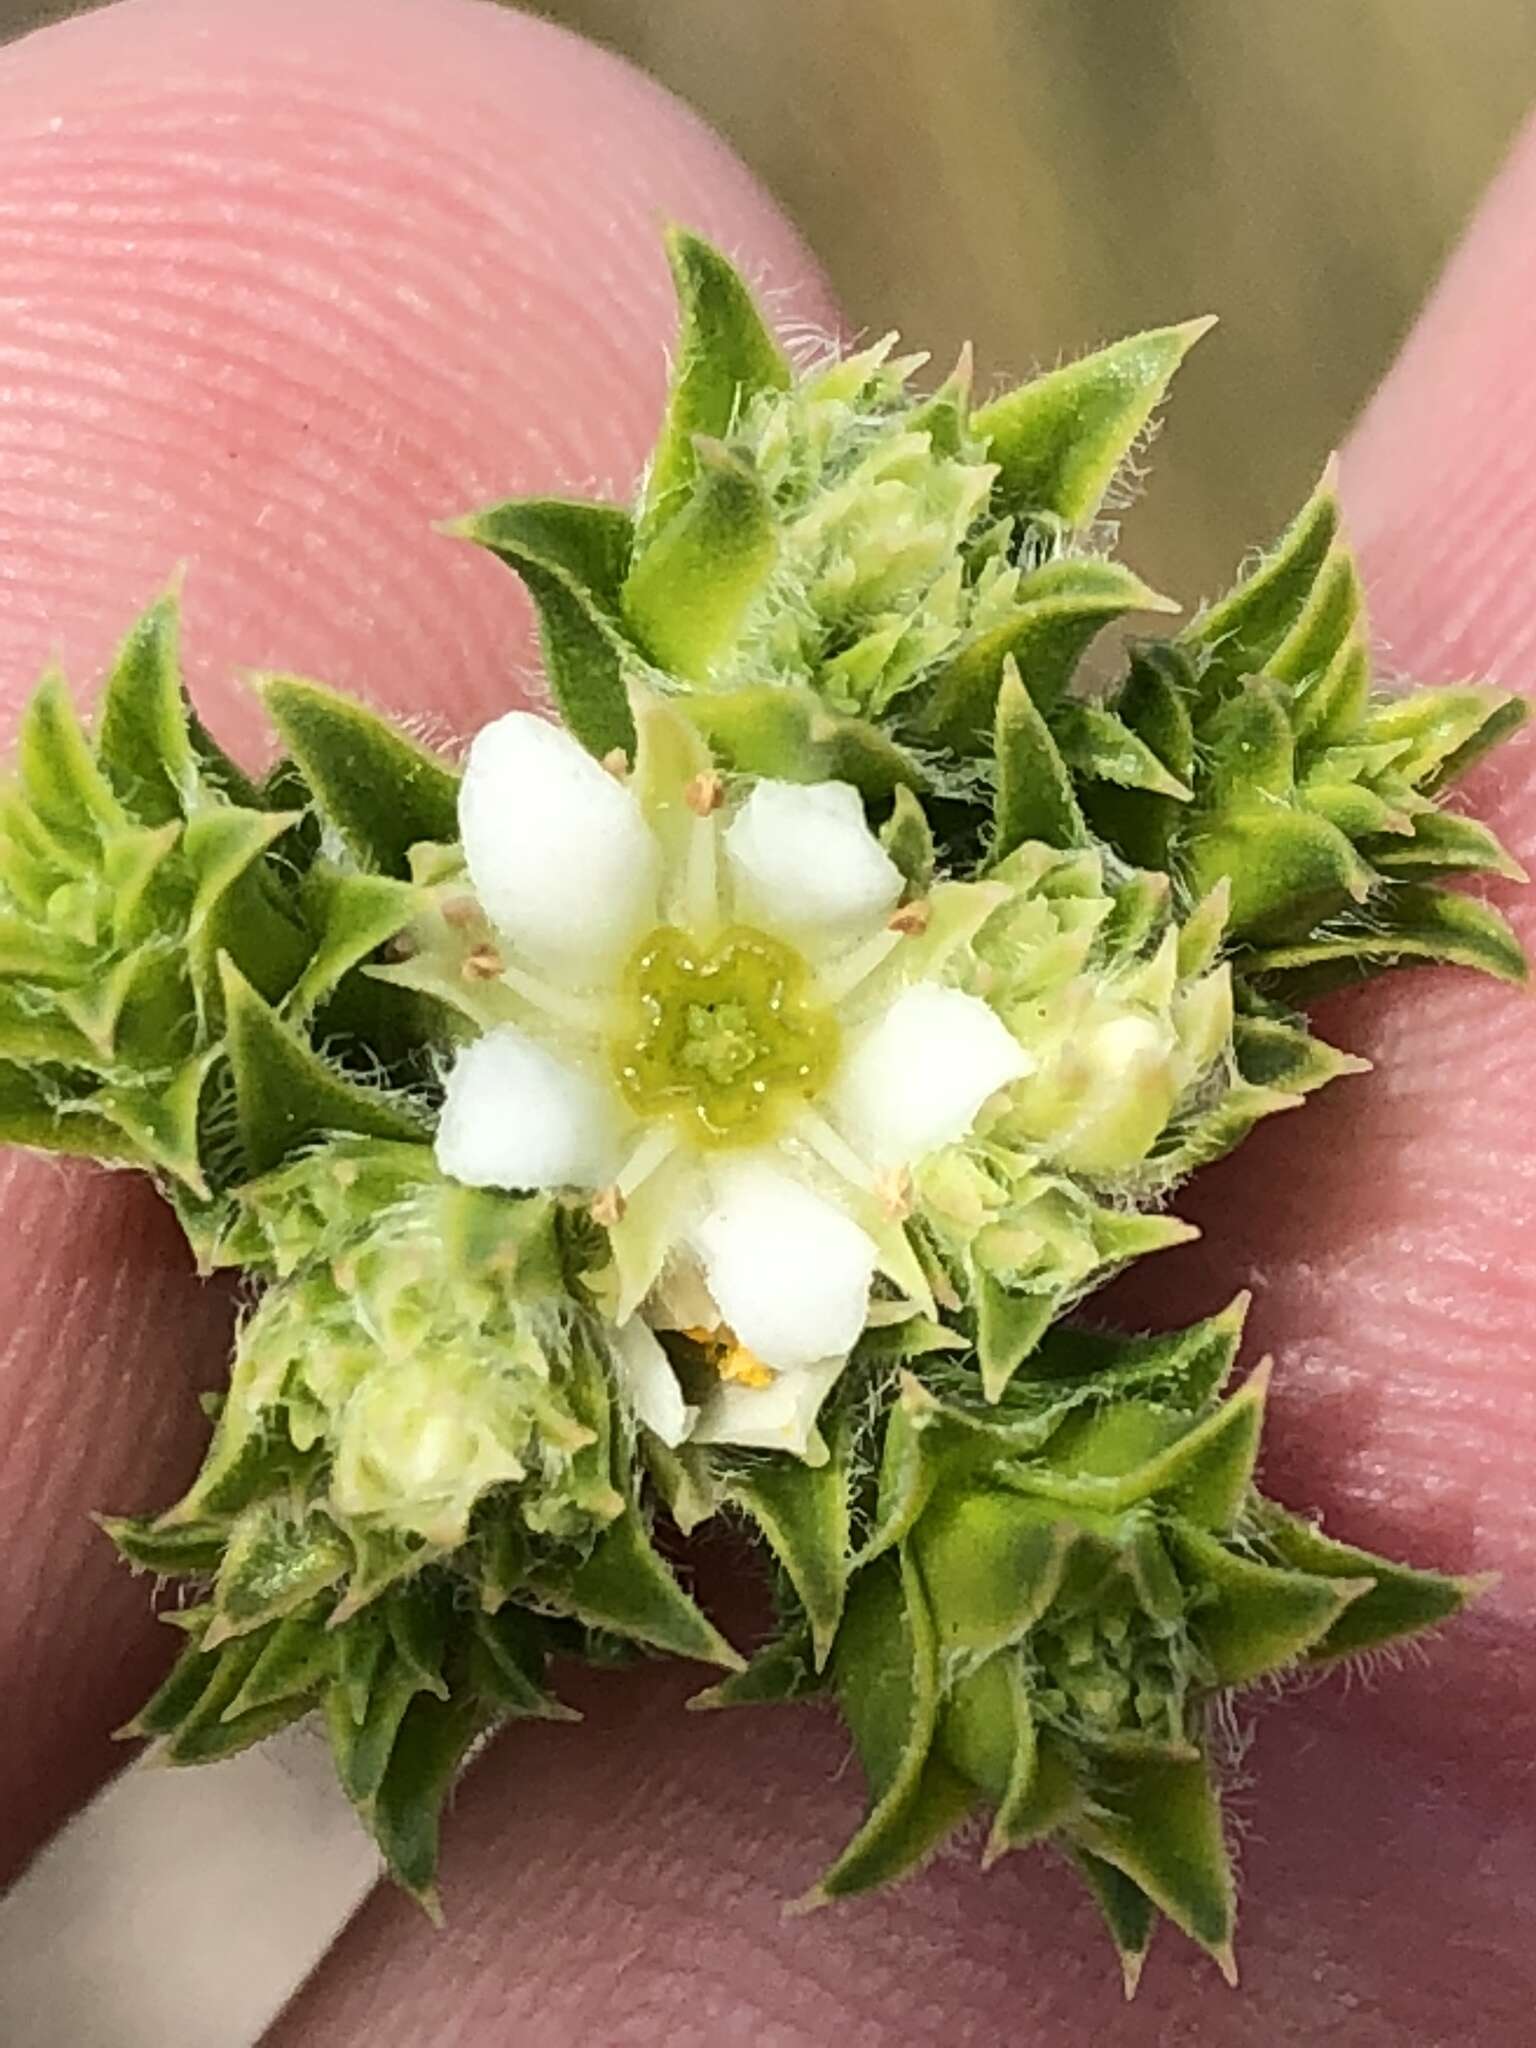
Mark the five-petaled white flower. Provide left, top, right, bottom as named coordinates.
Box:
left=432, top=695, right=1028, bottom=1462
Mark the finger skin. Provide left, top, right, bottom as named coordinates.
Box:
left=0, top=0, right=830, bottom=1881
left=273, top=106, right=1536, bottom=2048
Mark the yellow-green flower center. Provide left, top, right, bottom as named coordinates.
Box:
left=613, top=924, right=839, bottom=1149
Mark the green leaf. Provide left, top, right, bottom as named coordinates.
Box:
left=640, top=225, right=790, bottom=540
left=95, top=593, right=198, bottom=825
left=1073, top=1751, right=1236, bottom=1976
left=15, top=669, right=126, bottom=854
left=1362, top=685, right=1527, bottom=795
left=453, top=499, right=639, bottom=759
left=622, top=440, right=777, bottom=679
left=325, top=1647, right=428, bottom=1807
left=258, top=676, right=459, bottom=875
left=912, top=1488, right=1074, bottom=1659
left=1230, top=1014, right=1369, bottom=1097
left=1170, top=1521, right=1371, bottom=1684
left=386, top=1579, right=452, bottom=1703
left=469, top=1609, right=579, bottom=1721
left=536, top=1507, right=742, bottom=1669
left=688, top=1626, right=820, bottom=1710
left=684, top=682, right=926, bottom=800
left=223, top=1605, right=339, bottom=1718
left=880, top=783, right=937, bottom=894
left=98, top=1513, right=227, bottom=1576
left=451, top=497, right=633, bottom=609
left=976, top=1273, right=1059, bottom=1402
left=1253, top=1503, right=1470, bottom=1659
left=973, top=318, right=1214, bottom=528
left=1183, top=465, right=1340, bottom=699
left=371, top=1690, right=492, bottom=1913
left=919, top=559, right=1176, bottom=751
left=1184, top=805, right=1372, bottom=942
left=815, top=1552, right=974, bottom=1900
left=1198, top=678, right=1296, bottom=808
left=1244, top=883, right=1527, bottom=994
left=1051, top=700, right=1192, bottom=800
left=727, top=1417, right=852, bottom=1671
left=1264, top=545, right=1363, bottom=692
left=1368, top=809, right=1525, bottom=884
left=1070, top=1847, right=1159, bottom=2000
left=0, top=1062, right=137, bottom=1164
left=991, top=656, right=1087, bottom=859
left=287, top=866, right=420, bottom=1018
left=206, top=1501, right=350, bottom=1644
left=221, top=954, right=429, bottom=1176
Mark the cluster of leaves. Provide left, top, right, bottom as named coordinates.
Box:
left=694, top=1302, right=1468, bottom=1989
left=0, top=228, right=1524, bottom=1974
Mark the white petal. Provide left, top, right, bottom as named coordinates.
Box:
left=829, top=983, right=1031, bottom=1168
left=611, top=1319, right=696, bottom=1448
left=724, top=779, right=902, bottom=942
left=459, top=711, right=658, bottom=983
left=691, top=1354, right=847, bottom=1461
left=435, top=1025, right=618, bottom=1191
left=692, top=1163, right=876, bottom=1371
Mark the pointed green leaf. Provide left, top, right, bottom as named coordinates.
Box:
left=920, top=559, right=1177, bottom=750
left=469, top=1609, right=579, bottom=1721
left=221, top=955, right=429, bottom=1176
left=536, top=1507, right=742, bottom=1669
left=728, top=1420, right=851, bottom=1671
left=1185, top=805, right=1372, bottom=942
left=1245, top=883, right=1527, bottom=993
left=1183, top=465, right=1341, bottom=698
left=325, top=1647, right=429, bottom=1807
left=223, top=1605, right=338, bottom=1719
left=454, top=501, right=639, bottom=758
left=977, top=1274, right=1060, bottom=1402
left=1171, top=1521, right=1372, bottom=1684
left=95, top=593, right=198, bottom=824
left=1254, top=1503, right=1470, bottom=1659
left=1368, top=808, right=1525, bottom=884
left=119, top=1638, right=224, bottom=1740
left=371, top=1690, right=492, bottom=1912
left=912, top=1488, right=1075, bottom=1659
left=16, top=668, right=126, bottom=853
left=1073, top=1751, right=1236, bottom=1972
left=622, top=439, right=777, bottom=679
left=287, top=867, right=420, bottom=1017
left=1231, top=1014, right=1368, bottom=1097
left=880, top=783, right=937, bottom=895
left=1264, top=544, right=1362, bottom=691
left=207, top=1501, right=350, bottom=1643
left=688, top=1626, right=820, bottom=1710
left=0, top=1061, right=137, bottom=1164
left=992, top=656, right=1086, bottom=859
left=684, top=682, right=926, bottom=799
left=385, top=1579, right=452, bottom=1703
left=1293, top=633, right=1370, bottom=748
left=452, top=496, right=633, bottom=609
left=1051, top=700, right=1192, bottom=799
left=1362, top=685, right=1527, bottom=795
left=1200, top=678, right=1296, bottom=808
left=335, top=1604, right=391, bottom=1728
left=816, top=1552, right=975, bottom=1900
left=974, top=318, right=1215, bottom=528
left=1070, top=1847, right=1159, bottom=1999
left=258, top=676, right=459, bottom=875
left=640, top=225, right=790, bottom=539
left=98, top=1513, right=227, bottom=1577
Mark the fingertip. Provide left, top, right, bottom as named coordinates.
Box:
left=0, top=0, right=836, bottom=742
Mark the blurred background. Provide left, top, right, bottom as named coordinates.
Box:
left=13, top=0, right=1536, bottom=598
left=2, top=3, right=1535, bottom=2044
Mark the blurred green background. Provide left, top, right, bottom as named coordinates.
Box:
left=10, top=0, right=1536, bottom=596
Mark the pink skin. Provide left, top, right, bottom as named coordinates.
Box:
left=0, top=1, right=1531, bottom=2039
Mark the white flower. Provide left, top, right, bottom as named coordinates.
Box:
left=433, top=694, right=1029, bottom=1461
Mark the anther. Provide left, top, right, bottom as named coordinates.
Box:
left=888, top=898, right=932, bottom=936
left=684, top=770, right=725, bottom=816
left=462, top=944, right=505, bottom=981
left=589, top=1185, right=627, bottom=1228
